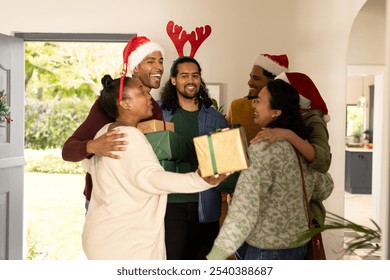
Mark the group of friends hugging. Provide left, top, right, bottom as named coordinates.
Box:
left=61, top=34, right=334, bottom=260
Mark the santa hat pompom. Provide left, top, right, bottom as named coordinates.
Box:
left=276, top=72, right=330, bottom=122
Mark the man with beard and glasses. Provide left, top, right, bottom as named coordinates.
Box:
left=62, top=36, right=164, bottom=209
left=158, top=56, right=228, bottom=260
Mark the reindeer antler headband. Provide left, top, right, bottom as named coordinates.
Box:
left=166, top=20, right=212, bottom=58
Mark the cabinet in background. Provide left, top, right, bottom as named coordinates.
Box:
left=345, top=149, right=372, bottom=194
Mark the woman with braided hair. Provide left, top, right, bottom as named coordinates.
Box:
left=82, top=74, right=228, bottom=260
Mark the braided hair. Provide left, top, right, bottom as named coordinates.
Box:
left=100, top=74, right=132, bottom=120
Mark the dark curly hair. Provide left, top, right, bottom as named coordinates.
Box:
left=100, top=74, right=132, bottom=120
left=160, top=56, right=212, bottom=113
left=266, top=79, right=312, bottom=140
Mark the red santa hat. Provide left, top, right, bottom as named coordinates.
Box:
left=276, top=72, right=330, bottom=122
left=253, top=54, right=289, bottom=76
left=123, top=36, right=164, bottom=75
left=119, top=36, right=164, bottom=100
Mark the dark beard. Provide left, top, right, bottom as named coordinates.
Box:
left=178, top=91, right=198, bottom=100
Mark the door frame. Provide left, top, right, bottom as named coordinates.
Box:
left=10, top=32, right=135, bottom=259
left=0, top=34, right=24, bottom=259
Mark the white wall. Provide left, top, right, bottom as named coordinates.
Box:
left=348, top=0, right=386, bottom=64
left=380, top=0, right=390, bottom=259
left=347, top=75, right=374, bottom=105
left=0, top=0, right=372, bottom=259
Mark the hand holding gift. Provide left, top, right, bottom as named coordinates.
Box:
left=198, top=170, right=231, bottom=185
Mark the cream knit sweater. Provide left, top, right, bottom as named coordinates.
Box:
left=82, top=125, right=213, bottom=260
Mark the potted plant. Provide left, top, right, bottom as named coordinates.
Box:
left=352, top=129, right=362, bottom=143
left=296, top=212, right=381, bottom=259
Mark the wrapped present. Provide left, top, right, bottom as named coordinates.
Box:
left=159, top=160, right=177, bottom=172
left=176, top=162, right=192, bottom=173
left=159, top=160, right=193, bottom=173
left=193, top=127, right=249, bottom=177
left=137, top=119, right=174, bottom=134
left=146, top=130, right=189, bottom=161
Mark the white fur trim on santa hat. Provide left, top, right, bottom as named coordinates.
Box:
left=253, top=55, right=289, bottom=76
left=128, top=42, right=164, bottom=74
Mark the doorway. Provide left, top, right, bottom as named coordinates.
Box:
left=15, top=32, right=134, bottom=259
left=345, top=0, right=385, bottom=229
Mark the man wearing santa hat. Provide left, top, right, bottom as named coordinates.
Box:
left=226, top=54, right=289, bottom=143
left=62, top=36, right=165, bottom=208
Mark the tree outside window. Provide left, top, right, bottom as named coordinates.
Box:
left=346, top=104, right=364, bottom=140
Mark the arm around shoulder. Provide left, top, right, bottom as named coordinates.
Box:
left=307, top=119, right=331, bottom=172
left=62, top=98, right=113, bottom=162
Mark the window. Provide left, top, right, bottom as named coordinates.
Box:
left=346, top=104, right=364, bottom=137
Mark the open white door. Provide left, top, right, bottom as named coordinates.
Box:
left=0, top=34, right=24, bottom=259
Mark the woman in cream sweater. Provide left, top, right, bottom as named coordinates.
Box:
left=82, top=75, right=227, bottom=260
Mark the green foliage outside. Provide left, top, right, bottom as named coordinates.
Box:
left=26, top=227, right=40, bottom=260
left=346, top=105, right=364, bottom=137
left=24, top=41, right=125, bottom=149
left=25, top=150, right=85, bottom=174
left=23, top=42, right=127, bottom=260
left=25, top=42, right=124, bottom=100
left=25, top=97, right=93, bottom=149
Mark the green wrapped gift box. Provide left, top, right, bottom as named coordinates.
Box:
left=146, top=130, right=190, bottom=161
left=159, top=160, right=192, bottom=173
left=159, top=160, right=177, bottom=172
left=176, top=162, right=192, bottom=173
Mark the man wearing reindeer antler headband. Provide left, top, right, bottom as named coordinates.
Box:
left=226, top=53, right=289, bottom=143
left=62, top=36, right=165, bottom=209
left=159, top=21, right=228, bottom=260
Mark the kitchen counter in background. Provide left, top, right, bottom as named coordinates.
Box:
left=345, top=148, right=372, bottom=194
left=345, top=147, right=373, bottom=152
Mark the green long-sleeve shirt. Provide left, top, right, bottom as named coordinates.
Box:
left=303, top=110, right=331, bottom=173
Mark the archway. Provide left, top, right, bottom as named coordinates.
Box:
left=346, top=0, right=386, bottom=258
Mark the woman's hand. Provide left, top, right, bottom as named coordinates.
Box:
left=86, top=128, right=128, bottom=159
left=199, top=171, right=231, bottom=186
left=250, top=127, right=291, bottom=148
